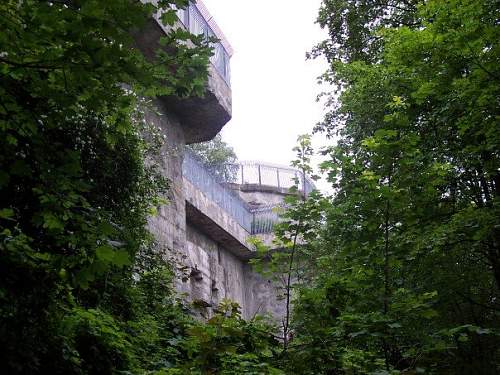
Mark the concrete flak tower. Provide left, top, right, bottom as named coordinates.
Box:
left=136, top=0, right=314, bottom=321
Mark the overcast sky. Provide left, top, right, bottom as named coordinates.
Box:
left=202, top=0, right=331, bottom=189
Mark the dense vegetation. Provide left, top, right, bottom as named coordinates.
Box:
left=274, top=0, right=499, bottom=373
left=1, top=0, right=498, bottom=374
left=0, top=0, right=280, bottom=373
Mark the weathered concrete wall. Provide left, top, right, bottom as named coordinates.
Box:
left=135, top=10, right=290, bottom=323
left=133, top=15, right=232, bottom=145
left=185, top=222, right=286, bottom=322
left=184, top=178, right=253, bottom=258
left=146, top=99, right=186, bottom=260
left=145, top=117, right=289, bottom=321
left=184, top=223, right=247, bottom=317
left=133, top=1, right=289, bottom=323
left=230, top=184, right=292, bottom=209
left=243, top=262, right=286, bottom=321
left=141, top=98, right=260, bottom=319
left=181, top=63, right=232, bottom=144
left=144, top=126, right=290, bottom=323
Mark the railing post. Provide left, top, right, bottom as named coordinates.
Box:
left=185, top=4, right=190, bottom=29
left=258, top=164, right=262, bottom=186
left=241, top=164, right=244, bottom=184
left=276, top=168, right=280, bottom=188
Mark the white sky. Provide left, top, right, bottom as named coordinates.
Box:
left=202, top=0, right=332, bottom=191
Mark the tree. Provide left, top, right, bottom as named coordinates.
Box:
left=251, top=135, right=326, bottom=352
left=312, top=0, right=421, bottom=63
left=0, top=0, right=213, bottom=372
left=0, top=2, right=284, bottom=373
left=187, top=134, right=239, bottom=181
left=166, top=299, right=283, bottom=374
left=284, top=0, right=500, bottom=373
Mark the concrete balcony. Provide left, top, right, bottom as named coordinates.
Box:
left=177, top=2, right=232, bottom=85
left=182, top=151, right=317, bottom=256
left=228, top=161, right=315, bottom=200
left=135, top=1, right=233, bottom=143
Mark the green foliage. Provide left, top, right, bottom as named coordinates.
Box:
left=313, top=0, right=420, bottom=63
left=2, top=0, right=499, bottom=373
left=279, top=0, right=500, bottom=374
left=188, top=134, right=239, bottom=181
left=60, top=307, right=135, bottom=373
left=250, top=135, right=327, bottom=351
left=0, top=1, right=283, bottom=373
left=167, top=300, right=283, bottom=374
left=0, top=0, right=215, bottom=373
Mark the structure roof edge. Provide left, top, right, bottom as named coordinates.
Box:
left=194, top=0, right=234, bottom=57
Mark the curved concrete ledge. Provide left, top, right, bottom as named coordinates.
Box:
left=184, top=178, right=255, bottom=259
left=174, top=62, right=232, bottom=144
left=132, top=17, right=232, bottom=145
left=228, top=183, right=295, bottom=196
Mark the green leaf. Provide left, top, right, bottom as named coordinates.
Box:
left=96, top=245, right=115, bottom=262
left=458, top=333, right=469, bottom=342
left=42, top=213, right=64, bottom=230
left=113, top=250, right=131, bottom=267
left=0, top=208, right=14, bottom=219
left=160, top=11, right=178, bottom=26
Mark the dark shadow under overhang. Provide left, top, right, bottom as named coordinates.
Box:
left=132, top=18, right=232, bottom=144
left=185, top=201, right=253, bottom=260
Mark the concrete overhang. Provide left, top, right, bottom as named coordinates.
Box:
left=133, top=11, right=232, bottom=144
left=164, top=62, right=232, bottom=144
left=184, top=178, right=255, bottom=259
left=227, top=183, right=295, bottom=196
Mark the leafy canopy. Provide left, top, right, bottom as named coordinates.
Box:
left=277, top=0, right=500, bottom=373
left=0, top=0, right=213, bottom=372
left=187, top=134, right=239, bottom=181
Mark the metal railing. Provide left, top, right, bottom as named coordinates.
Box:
left=177, top=3, right=231, bottom=84
left=228, top=162, right=315, bottom=195
left=251, top=204, right=284, bottom=235
left=183, top=150, right=252, bottom=232
left=183, top=151, right=315, bottom=235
